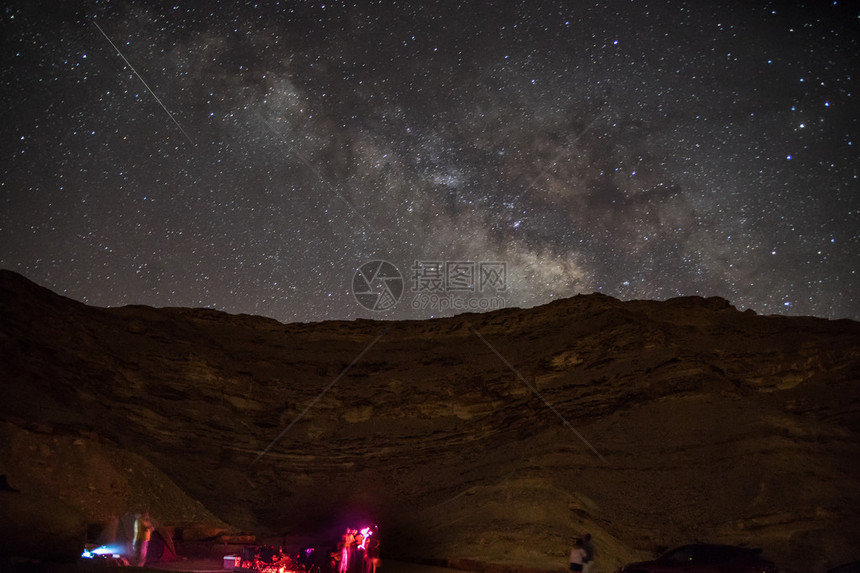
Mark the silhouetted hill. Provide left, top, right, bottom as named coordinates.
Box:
left=1, top=270, right=858, bottom=572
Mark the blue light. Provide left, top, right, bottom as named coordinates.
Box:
left=81, top=545, right=124, bottom=559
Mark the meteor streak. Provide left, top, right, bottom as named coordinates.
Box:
left=92, top=20, right=194, bottom=145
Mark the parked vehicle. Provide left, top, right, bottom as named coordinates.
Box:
left=620, top=543, right=778, bottom=573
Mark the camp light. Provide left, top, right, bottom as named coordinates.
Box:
left=81, top=544, right=124, bottom=559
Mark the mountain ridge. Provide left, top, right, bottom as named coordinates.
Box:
left=1, top=269, right=858, bottom=572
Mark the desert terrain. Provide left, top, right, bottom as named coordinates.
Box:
left=1, top=270, right=858, bottom=572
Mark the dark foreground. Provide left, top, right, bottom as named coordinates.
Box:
left=0, top=559, right=471, bottom=573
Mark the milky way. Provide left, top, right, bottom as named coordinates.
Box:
left=1, top=1, right=857, bottom=322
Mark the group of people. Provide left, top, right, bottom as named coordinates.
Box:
left=569, top=533, right=595, bottom=572
left=335, top=526, right=381, bottom=573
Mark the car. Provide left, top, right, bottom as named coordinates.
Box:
left=620, top=543, right=778, bottom=573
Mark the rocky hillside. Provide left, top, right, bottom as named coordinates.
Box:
left=1, top=270, right=858, bottom=572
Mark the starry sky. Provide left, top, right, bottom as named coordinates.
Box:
left=1, top=1, right=857, bottom=323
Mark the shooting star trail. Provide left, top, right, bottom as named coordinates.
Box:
left=92, top=20, right=194, bottom=145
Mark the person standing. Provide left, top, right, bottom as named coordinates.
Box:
left=364, top=532, right=381, bottom=573
left=350, top=532, right=365, bottom=573
left=582, top=533, right=595, bottom=573
left=133, top=511, right=155, bottom=567
left=339, top=529, right=354, bottom=573
left=569, top=538, right=588, bottom=572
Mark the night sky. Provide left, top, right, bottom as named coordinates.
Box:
left=1, top=1, right=857, bottom=323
